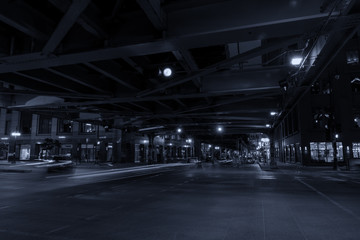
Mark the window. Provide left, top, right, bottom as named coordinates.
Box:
left=353, top=143, right=360, bottom=158
left=310, top=142, right=343, bottom=162
left=58, top=119, right=73, bottom=133
left=38, top=116, right=52, bottom=134
left=20, top=112, right=32, bottom=134
left=81, top=123, right=96, bottom=133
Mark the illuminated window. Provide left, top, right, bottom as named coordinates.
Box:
left=353, top=143, right=360, bottom=158
left=310, top=142, right=343, bottom=162
left=81, top=123, right=96, bottom=133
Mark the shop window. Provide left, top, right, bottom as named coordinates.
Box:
left=310, top=142, right=343, bottom=162
left=19, top=144, right=31, bottom=160
left=20, top=112, right=32, bottom=134
left=38, top=116, right=52, bottom=134
left=58, top=119, right=73, bottom=133
left=353, top=143, right=360, bottom=158
left=81, top=123, right=96, bottom=133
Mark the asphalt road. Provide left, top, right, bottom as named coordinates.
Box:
left=1, top=163, right=360, bottom=240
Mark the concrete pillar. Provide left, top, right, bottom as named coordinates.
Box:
left=51, top=117, right=57, bottom=139
left=10, top=111, right=19, bottom=133
left=0, top=108, right=6, bottom=136
left=148, top=133, right=154, bottom=164
left=30, top=114, right=38, bottom=159
left=112, top=129, right=122, bottom=163
left=269, top=130, right=276, bottom=167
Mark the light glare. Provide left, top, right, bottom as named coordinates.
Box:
left=163, top=67, right=172, bottom=77
left=291, top=57, right=303, bottom=65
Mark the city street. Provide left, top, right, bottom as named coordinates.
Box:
left=1, top=163, right=360, bottom=240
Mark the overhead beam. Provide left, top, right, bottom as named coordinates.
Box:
left=45, top=68, right=108, bottom=93
left=177, top=92, right=278, bottom=114
left=175, top=99, right=187, bottom=108
left=84, top=62, right=139, bottom=90
left=129, top=102, right=150, bottom=111
left=13, top=72, right=78, bottom=93
left=137, top=37, right=298, bottom=97
left=172, top=49, right=201, bottom=87
left=48, top=0, right=107, bottom=39
left=0, top=1, right=52, bottom=40
left=43, top=0, right=91, bottom=54
left=155, top=100, right=173, bottom=111
left=122, top=57, right=143, bottom=74
left=0, top=87, right=108, bottom=99
left=0, top=14, right=334, bottom=73
left=136, top=0, right=166, bottom=31
left=27, top=86, right=278, bottom=108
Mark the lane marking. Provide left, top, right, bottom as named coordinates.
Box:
left=262, top=200, right=266, bottom=240
left=297, top=178, right=360, bottom=221
left=46, top=225, right=70, bottom=234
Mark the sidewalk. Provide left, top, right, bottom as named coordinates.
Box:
left=258, top=160, right=360, bottom=172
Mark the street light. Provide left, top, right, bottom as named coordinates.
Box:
left=11, top=132, right=21, bottom=163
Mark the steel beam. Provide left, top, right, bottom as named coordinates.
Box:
left=43, top=0, right=91, bottom=54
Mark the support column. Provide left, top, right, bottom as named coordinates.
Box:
left=269, top=130, right=277, bottom=168
left=112, top=129, right=122, bottom=163
left=194, top=139, right=201, bottom=161
left=148, top=133, right=154, bottom=164
left=0, top=108, right=6, bottom=136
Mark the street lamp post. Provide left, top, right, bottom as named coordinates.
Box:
left=11, top=132, right=21, bottom=163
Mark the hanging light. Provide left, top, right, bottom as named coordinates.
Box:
left=162, top=67, right=173, bottom=77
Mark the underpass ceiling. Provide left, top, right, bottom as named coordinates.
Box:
left=0, top=0, right=359, bottom=143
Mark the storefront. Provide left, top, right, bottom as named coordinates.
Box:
left=309, top=142, right=343, bottom=163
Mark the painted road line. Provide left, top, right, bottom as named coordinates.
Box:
left=46, top=225, right=70, bottom=234
left=297, top=178, right=360, bottom=221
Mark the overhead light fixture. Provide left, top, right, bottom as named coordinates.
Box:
left=291, top=57, right=303, bottom=66
left=177, top=128, right=182, bottom=133
left=162, top=67, right=172, bottom=77
left=11, top=132, right=21, bottom=137
left=217, top=126, right=223, bottom=132
left=270, top=112, right=277, bottom=116
left=266, top=124, right=271, bottom=128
